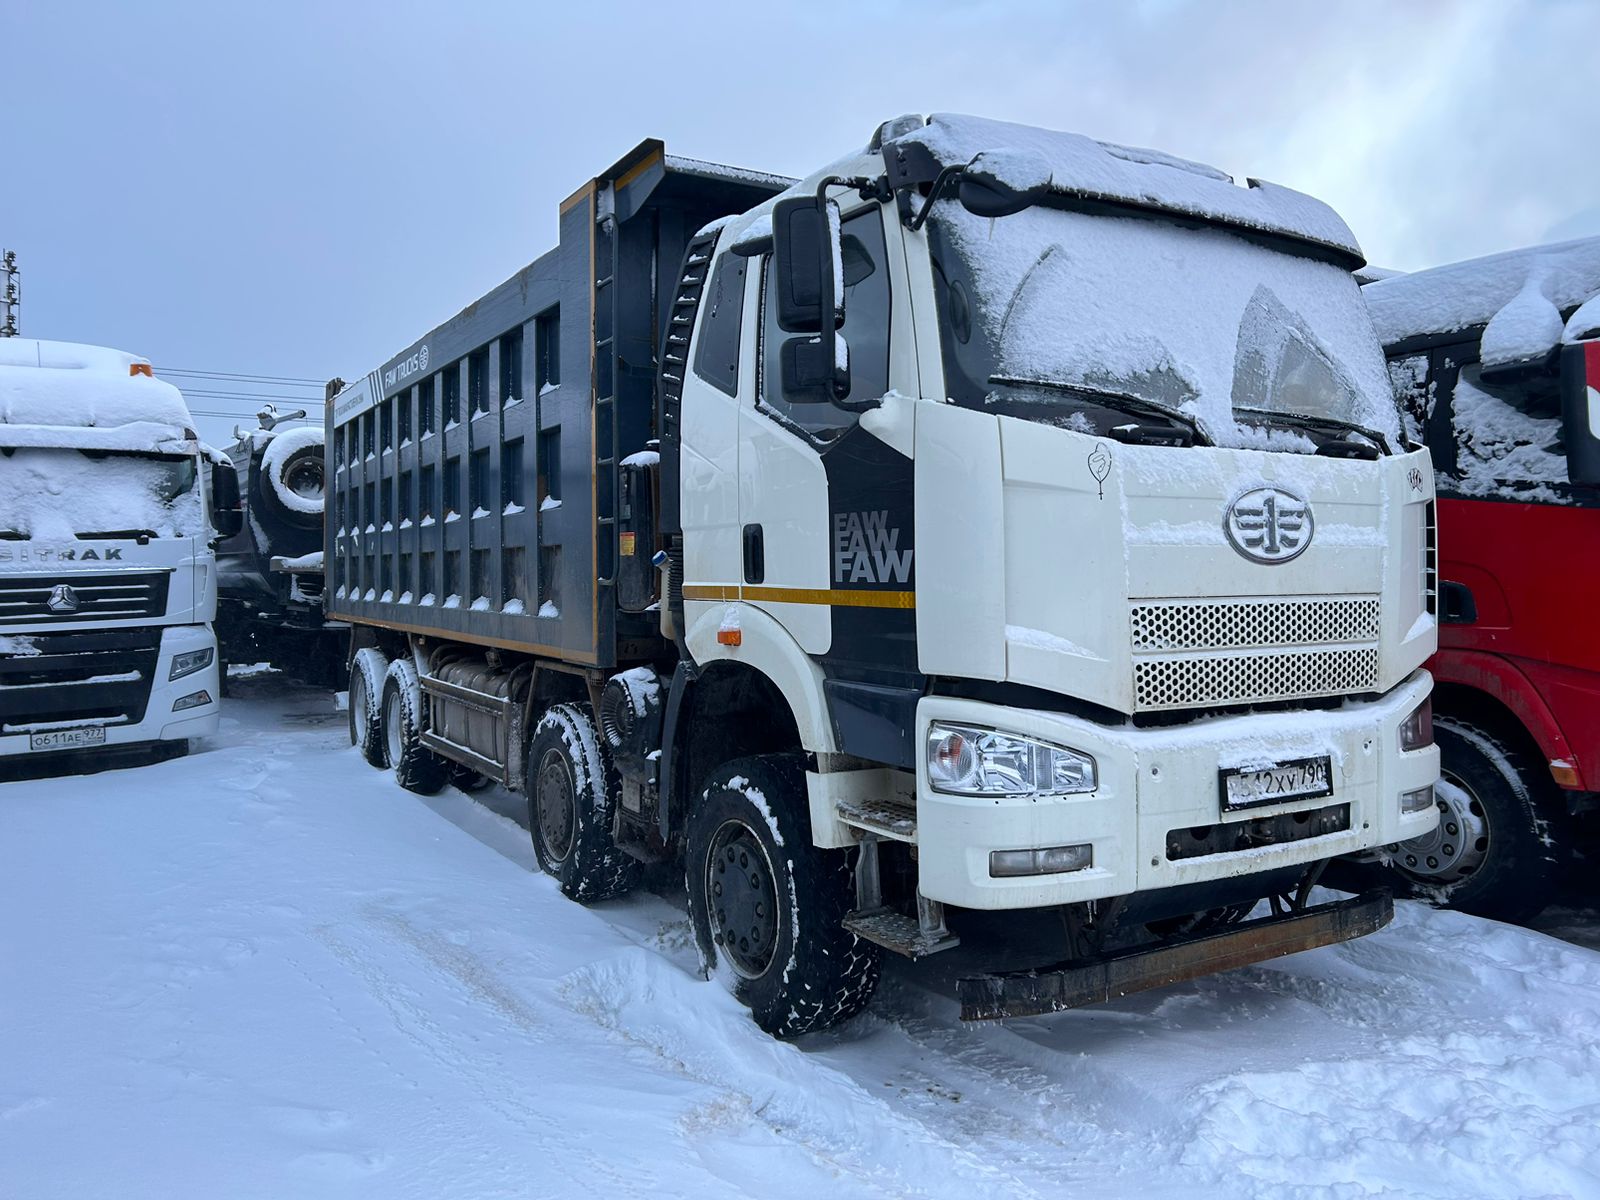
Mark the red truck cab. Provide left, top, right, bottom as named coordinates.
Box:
left=1365, top=241, right=1600, bottom=921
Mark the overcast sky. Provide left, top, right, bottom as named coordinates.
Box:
left=6, top=0, right=1597, bottom=443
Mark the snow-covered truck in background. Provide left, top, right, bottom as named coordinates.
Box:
left=0, top=339, right=239, bottom=765
left=329, top=115, right=1440, bottom=1036
left=215, top=411, right=343, bottom=687
left=1362, top=238, right=1600, bottom=921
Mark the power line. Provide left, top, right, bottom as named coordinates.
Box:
left=157, top=367, right=326, bottom=386
left=176, top=389, right=322, bottom=404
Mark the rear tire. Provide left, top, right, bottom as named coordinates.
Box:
left=686, top=754, right=881, bottom=1038
left=348, top=648, right=388, bottom=769
left=1390, top=718, right=1568, bottom=924
left=381, top=659, right=448, bottom=795
left=526, top=703, right=641, bottom=903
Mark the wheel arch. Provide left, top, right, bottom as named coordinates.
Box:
left=1430, top=649, right=1582, bottom=789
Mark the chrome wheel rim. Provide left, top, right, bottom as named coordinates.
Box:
left=1397, top=772, right=1490, bottom=882
left=705, top=818, right=779, bottom=979
left=534, top=749, right=576, bottom=864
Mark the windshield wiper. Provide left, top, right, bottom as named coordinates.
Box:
left=989, top=376, right=1212, bottom=445
left=1234, top=407, right=1392, bottom=455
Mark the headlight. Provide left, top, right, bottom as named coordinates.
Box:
left=1399, top=696, right=1433, bottom=751
left=926, top=723, right=1097, bottom=796
left=169, top=647, right=215, bottom=681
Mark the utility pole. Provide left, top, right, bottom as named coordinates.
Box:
left=1, top=251, right=18, bottom=337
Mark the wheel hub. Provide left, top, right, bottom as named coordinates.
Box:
left=1396, top=775, right=1489, bottom=882
left=535, top=750, right=576, bottom=864
left=706, top=820, right=779, bottom=979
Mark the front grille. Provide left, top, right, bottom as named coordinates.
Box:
left=1130, top=595, right=1381, bottom=711
left=1131, top=596, right=1380, bottom=652
left=0, top=572, right=171, bottom=626
left=0, top=628, right=160, bottom=730
left=1135, top=646, right=1379, bottom=710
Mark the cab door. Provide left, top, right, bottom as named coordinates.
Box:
left=742, top=200, right=924, bottom=764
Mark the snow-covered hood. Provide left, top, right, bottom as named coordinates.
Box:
left=0, top=338, right=197, bottom=454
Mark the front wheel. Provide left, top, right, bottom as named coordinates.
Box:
left=686, top=754, right=880, bottom=1038
left=1390, top=718, right=1568, bottom=924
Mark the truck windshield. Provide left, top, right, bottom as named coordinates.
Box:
left=927, top=205, right=1401, bottom=450
left=0, top=448, right=200, bottom=540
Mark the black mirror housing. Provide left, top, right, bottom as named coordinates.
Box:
left=1561, top=341, right=1600, bottom=486
left=211, top=459, right=244, bottom=538
left=957, top=149, right=1052, bottom=220
left=772, top=197, right=827, bottom=333
left=780, top=334, right=849, bottom=403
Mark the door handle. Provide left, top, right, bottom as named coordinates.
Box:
left=742, top=524, right=765, bottom=585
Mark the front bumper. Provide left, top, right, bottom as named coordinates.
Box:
left=916, top=669, right=1440, bottom=909
left=0, top=624, right=220, bottom=758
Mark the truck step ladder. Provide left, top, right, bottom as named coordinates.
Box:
left=835, top=792, right=917, bottom=842
left=842, top=836, right=959, bottom=958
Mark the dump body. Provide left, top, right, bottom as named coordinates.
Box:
left=0, top=339, right=221, bottom=761
left=325, top=146, right=789, bottom=667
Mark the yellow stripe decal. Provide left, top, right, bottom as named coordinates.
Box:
left=683, top=584, right=915, bottom=610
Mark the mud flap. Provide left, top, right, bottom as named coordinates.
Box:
left=957, top=890, right=1393, bottom=1021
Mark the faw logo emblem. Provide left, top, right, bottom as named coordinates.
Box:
left=832, top=510, right=912, bottom=585
left=46, top=584, right=81, bottom=613
left=1224, top=486, right=1314, bottom=564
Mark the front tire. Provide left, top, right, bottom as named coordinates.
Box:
left=381, top=659, right=448, bottom=795
left=526, top=703, right=640, bottom=903
left=1391, top=718, right=1568, bottom=923
left=348, top=648, right=389, bottom=769
left=686, top=754, right=880, bottom=1038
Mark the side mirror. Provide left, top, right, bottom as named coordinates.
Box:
left=779, top=334, right=849, bottom=404
left=958, top=149, right=1052, bottom=219
left=211, top=459, right=243, bottom=538
left=772, top=192, right=849, bottom=401
left=1561, top=341, right=1600, bottom=486
left=771, top=195, right=843, bottom=334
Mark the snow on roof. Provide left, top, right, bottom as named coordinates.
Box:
left=1365, top=236, right=1600, bottom=348
left=664, top=154, right=794, bottom=192
left=0, top=338, right=196, bottom=452
left=886, top=114, right=1364, bottom=265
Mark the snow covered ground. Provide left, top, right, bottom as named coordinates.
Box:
left=3, top=672, right=1599, bottom=1199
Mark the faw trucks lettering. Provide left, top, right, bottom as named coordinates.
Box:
left=832, top=510, right=912, bottom=585
left=0, top=546, right=122, bottom=563
left=383, top=343, right=429, bottom=389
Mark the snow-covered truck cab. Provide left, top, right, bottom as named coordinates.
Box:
left=331, top=117, right=1438, bottom=1037
left=669, top=114, right=1439, bottom=1019
left=0, top=340, right=237, bottom=765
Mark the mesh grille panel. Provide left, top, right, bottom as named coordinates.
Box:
left=1130, top=596, right=1380, bottom=652
left=1134, top=646, right=1379, bottom=711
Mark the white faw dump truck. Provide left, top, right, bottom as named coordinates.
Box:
left=330, top=114, right=1440, bottom=1035
left=0, top=339, right=239, bottom=767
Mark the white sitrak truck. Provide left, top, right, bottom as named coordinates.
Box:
left=332, top=114, right=1441, bottom=1035
left=0, top=340, right=238, bottom=766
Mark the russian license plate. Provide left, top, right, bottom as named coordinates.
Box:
left=29, top=726, right=108, bottom=752
left=1220, top=755, right=1333, bottom=812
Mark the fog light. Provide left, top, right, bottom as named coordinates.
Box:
left=1400, top=785, right=1435, bottom=814
left=172, top=689, right=212, bottom=712
left=989, top=844, right=1093, bottom=877
left=169, top=646, right=214, bottom=681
